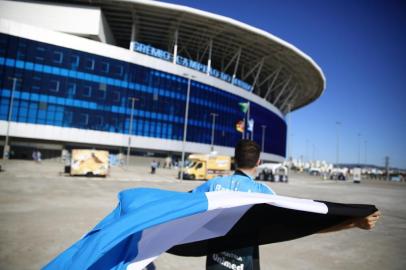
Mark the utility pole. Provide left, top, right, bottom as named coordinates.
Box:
left=261, top=125, right=266, bottom=154
left=180, top=74, right=194, bottom=181
left=357, top=133, right=361, bottom=165
left=385, top=156, right=390, bottom=181
left=286, top=103, right=291, bottom=160
left=364, top=140, right=368, bottom=164
left=3, top=77, right=20, bottom=160
left=210, top=113, right=218, bottom=152
left=126, top=97, right=138, bottom=166
left=305, top=139, right=309, bottom=162
left=335, top=121, right=341, bottom=166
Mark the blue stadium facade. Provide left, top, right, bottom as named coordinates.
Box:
left=0, top=0, right=325, bottom=161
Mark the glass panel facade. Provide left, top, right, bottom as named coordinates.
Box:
left=0, top=33, right=286, bottom=156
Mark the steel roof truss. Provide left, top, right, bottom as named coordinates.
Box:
left=221, top=47, right=241, bottom=74
left=264, top=67, right=282, bottom=100
left=242, top=58, right=264, bottom=81
left=250, top=57, right=265, bottom=92
left=279, top=85, right=297, bottom=110
left=273, top=76, right=292, bottom=105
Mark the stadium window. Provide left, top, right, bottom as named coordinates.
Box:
left=53, top=51, right=63, bottom=64
left=85, top=58, right=95, bottom=71
left=97, top=89, right=106, bottom=100
left=79, top=113, right=89, bottom=125
left=70, top=55, right=80, bottom=69
left=99, top=83, right=107, bottom=91
left=113, top=64, right=124, bottom=77
left=50, top=80, right=60, bottom=92
left=27, top=102, right=38, bottom=122
left=34, top=46, right=45, bottom=62
left=83, top=85, right=92, bottom=97
left=67, top=82, right=76, bottom=98
left=93, top=115, right=103, bottom=129
left=0, top=36, right=7, bottom=57
left=0, top=99, right=9, bottom=119
left=38, top=102, right=47, bottom=110
left=144, top=120, right=150, bottom=136
left=153, top=88, right=159, bottom=101
left=112, top=91, right=120, bottom=102
left=63, top=111, right=73, bottom=126
left=137, top=119, right=143, bottom=134
left=16, top=42, right=27, bottom=60
left=101, top=62, right=110, bottom=73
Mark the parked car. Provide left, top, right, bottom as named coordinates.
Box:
left=330, top=172, right=346, bottom=181
left=256, top=163, right=288, bottom=183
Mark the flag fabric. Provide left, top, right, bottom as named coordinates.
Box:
left=235, top=120, right=245, bottom=133
left=43, top=188, right=377, bottom=270
left=247, top=118, right=254, bottom=132
left=238, top=102, right=249, bottom=114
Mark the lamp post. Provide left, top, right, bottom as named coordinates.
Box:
left=3, top=77, right=20, bottom=160
left=210, top=112, right=218, bottom=152
left=335, top=121, right=341, bottom=166
left=261, top=125, right=266, bottom=154
left=305, top=139, right=309, bottom=162
left=126, top=97, right=138, bottom=166
left=180, top=74, right=194, bottom=181
left=357, top=133, right=361, bottom=165
left=364, top=139, right=368, bottom=164
left=286, top=103, right=292, bottom=160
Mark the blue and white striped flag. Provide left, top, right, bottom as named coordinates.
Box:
left=43, top=188, right=377, bottom=270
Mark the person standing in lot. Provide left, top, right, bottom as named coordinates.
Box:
left=192, top=139, right=381, bottom=270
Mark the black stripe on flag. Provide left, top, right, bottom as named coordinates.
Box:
left=168, top=202, right=377, bottom=256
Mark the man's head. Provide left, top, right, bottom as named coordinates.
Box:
left=234, top=139, right=260, bottom=169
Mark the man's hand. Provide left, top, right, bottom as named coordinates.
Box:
left=353, top=211, right=381, bottom=230
left=318, top=211, right=381, bottom=233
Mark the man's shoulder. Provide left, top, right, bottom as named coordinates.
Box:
left=256, top=182, right=275, bottom=195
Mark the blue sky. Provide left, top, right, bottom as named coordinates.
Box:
left=162, top=0, right=406, bottom=168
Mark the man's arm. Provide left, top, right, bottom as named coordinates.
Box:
left=318, top=211, right=381, bottom=233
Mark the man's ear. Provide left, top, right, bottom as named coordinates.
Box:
left=256, top=159, right=261, bottom=167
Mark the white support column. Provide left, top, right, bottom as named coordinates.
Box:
left=257, top=67, right=280, bottom=88
left=207, top=39, right=213, bottom=75
left=279, top=85, right=297, bottom=109
left=282, top=92, right=299, bottom=114
left=250, top=58, right=265, bottom=92
left=232, top=47, right=241, bottom=82
left=242, top=59, right=263, bottom=81
left=223, top=48, right=240, bottom=73
left=264, top=68, right=282, bottom=100
left=273, top=76, right=291, bottom=105
left=129, top=11, right=137, bottom=50
left=173, top=29, right=178, bottom=64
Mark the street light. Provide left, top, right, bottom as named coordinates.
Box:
left=357, top=133, right=361, bottom=165
left=210, top=112, right=218, bottom=152
left=261, top=125, right=266, bottom=153
left=180, top=74, right=195, bottom=181
left=126, top=97, right=139, bottom=166
left=305, top=139, right=309, bottom=162
left=335, top=121, right=341, bottom=166
left=364, top=139, right=368, bottom=164
left=3, top=77, right=20, bottom=160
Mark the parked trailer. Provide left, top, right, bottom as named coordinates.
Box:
left=70, top=149, right=109, bottom=177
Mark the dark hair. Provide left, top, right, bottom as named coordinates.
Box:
left=234, top=139, right=260, bottom=169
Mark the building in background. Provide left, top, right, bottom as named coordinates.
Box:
left=0, top=0, right=325, bottom=161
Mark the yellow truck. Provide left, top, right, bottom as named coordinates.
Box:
left=179, top=154, right=231, bottom=180
left=70, top=149, right=109, bottom=177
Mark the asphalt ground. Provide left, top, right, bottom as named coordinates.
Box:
left=0, top=158, right=405, bottom=270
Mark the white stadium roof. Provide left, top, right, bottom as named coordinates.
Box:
left=27, top=0, right=326, bottom=113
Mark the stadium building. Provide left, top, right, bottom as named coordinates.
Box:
left=0, top=0, right=325, bottom=162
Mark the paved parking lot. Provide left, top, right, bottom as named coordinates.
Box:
left=0, top=159, right=405, bottom=270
